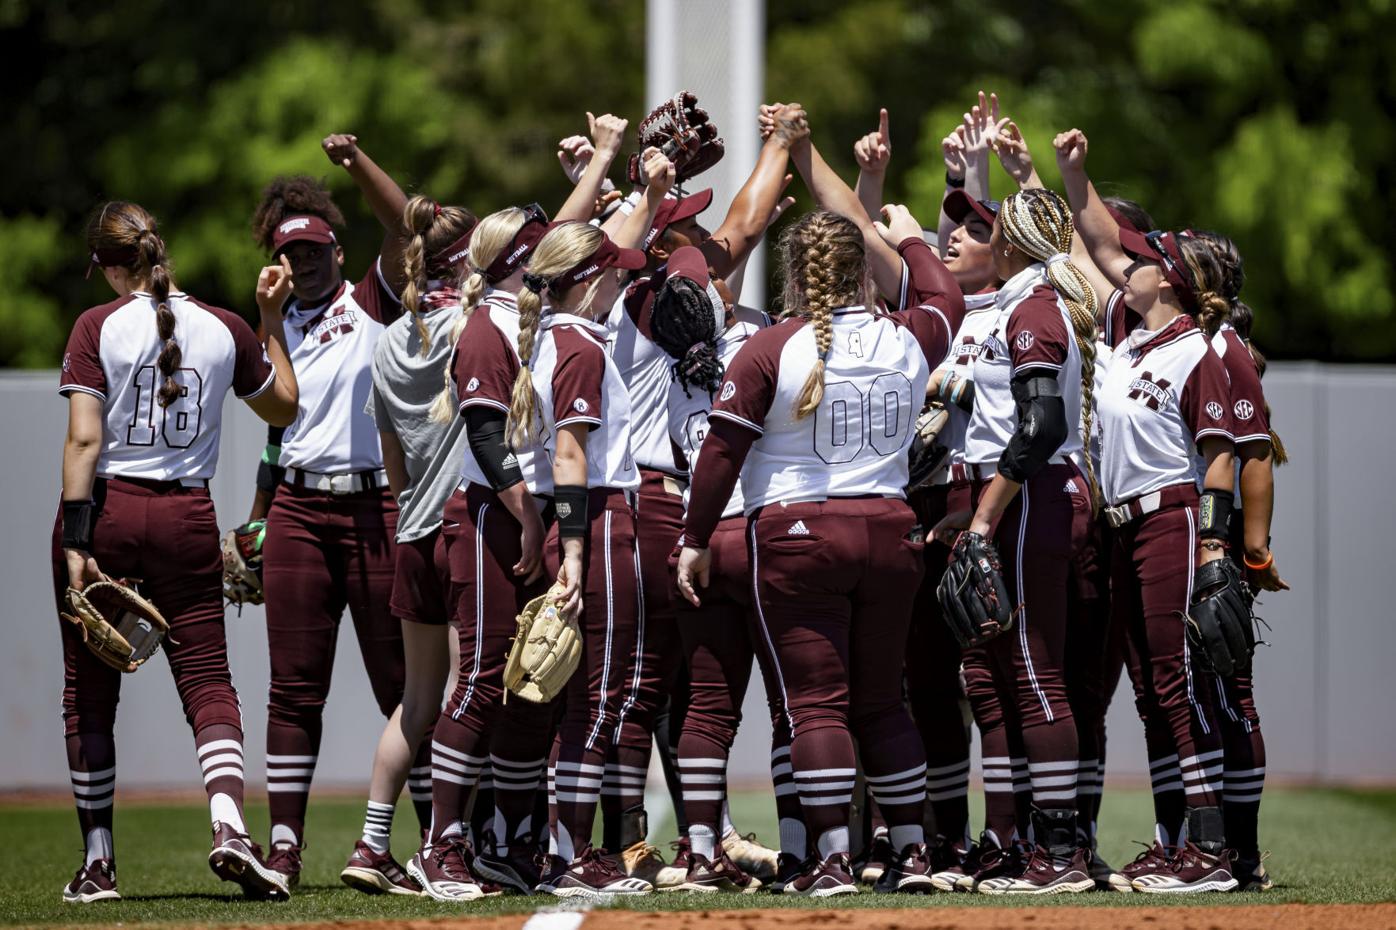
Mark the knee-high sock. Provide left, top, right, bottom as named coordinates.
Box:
left=67, top=733, right=116, bottom=866
left=196, top=723, right=246, bottom=834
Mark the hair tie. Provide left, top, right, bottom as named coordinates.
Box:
left=432, top=202, right=443, bottom=218
left=521, top=271, right=548, bottom=294
left=1045, top=252, right=1071, bottom=267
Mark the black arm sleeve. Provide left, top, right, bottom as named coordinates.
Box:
left=997, top=374, right=1068, bottom=483
left=683, top=417, right=757, bottom=548
left=465, top=407, right=524, bottom=493
left=255, top=425, right=286, bottom=494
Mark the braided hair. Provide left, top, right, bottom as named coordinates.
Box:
left=778, top=211, right=873, bottom=420
left=428, top=207, right=532, bottom=424
left=998, top=188, right=1101, bottom=508
left=651, top=275, right=724, bottom=397
left=87, top=202, right=181, bottom=408
left=399, top=195, right=476, bottom=357
left=505, top=222, right=607, bottom=449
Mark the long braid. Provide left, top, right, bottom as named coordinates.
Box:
left=507, top=285, right=544, bottom=449
left=780, top=212, right=870, bottom=420
left=1000, top=189, right=1101, bottom=509
left=651, top=276, right=724, bottom=396
left=399, top=196, right=476, bottom=359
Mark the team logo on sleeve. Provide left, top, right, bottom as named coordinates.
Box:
left=1205, top=401, right=1224, bottom=420
left=466, top=377, right=480, bottom=392
left=1127, top=371, right=1172, bottom=411
left=573, top=398, right=590, bottom=413
left=62, top=352, right=71, bottom=372
left=1015, top=330, right=1035, bottom=351
left=1234, top=399, right=1254, bottom=420
left=719, top=381, right=736, bottom=401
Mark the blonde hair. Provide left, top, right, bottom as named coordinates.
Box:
left=428, top=207, right=531, bottom=424
left=505, top=222, right=607, bottom=449
left=778, top=211, right=873, bottom=420
left=400, top=195, right=475, bottom=357
left=999, top=188, right=1101, bottom=508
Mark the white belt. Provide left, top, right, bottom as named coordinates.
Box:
left=954, top=454, right=1072, bottom=484
left=286, top=467, right=387, bottom=495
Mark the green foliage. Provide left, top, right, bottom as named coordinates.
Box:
left=0, top=0, right=1392, bottom=363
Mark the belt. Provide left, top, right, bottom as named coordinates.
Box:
left=1103, top=483, right=1196, bottom=529
left=952, top=454, right=1073, bottom=484
left=104, top=475, right=208, bottom=490
left=285, top=467, right=387, bottom=495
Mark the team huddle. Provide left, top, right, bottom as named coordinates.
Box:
left=53, top=90, right=1287, bottom=905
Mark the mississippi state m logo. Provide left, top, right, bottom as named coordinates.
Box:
left=1127, top=371, right=1171, bottom=410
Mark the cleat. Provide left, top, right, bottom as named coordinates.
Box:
left=339, top=839, right=421, bottom=896
left=406, top=837, right=485, bottom=901
left=767, top=852, right=804, bottom=894
left=474, top=841, right=542, bottom=896
left=549, top=846, right=653, bottom=900
left=534, top=853, right=568, bottom=894
left=1086, top=847, right=1132, bottom=892
left=783, top=852, right=859, bottom=898
left=929, top=837, right=972, bottom=892
left=1131, top=843, right=1238, bottom=894
left=673, top=851, right=762, bottom=893
left=265, top=840, right=302, bottom=890
left=854, top=834, right=896, bottom=884
left=873, top=842, right=936, bottom=894
left=958, top=837, right=1022, bottom=891
left=655, top=837, right=690, bottom=891
left=620, top=839, right=667, bottom=887
left=62, top=858, right=120, bottom=904
left=978, top=845, right=1094, bottom=895
left=721, top=829, right=778, bottom=882
left=1233, top=851, right=1273, bottom=892
left=209, top=822, right=290, bottom=900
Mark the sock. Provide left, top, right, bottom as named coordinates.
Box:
left=407, top=736, right=433, bottom=834
left=689, top=823, right=717, bottom=860
left=67, top=733, right=116, bottom=864
left=427, top=732, right=487, bottom=844
left=266, top=719, right=319, bottom=848
left=981, top=755, right=1018, bottom=846
left=362, top=800, right=394, bottom=853
left=815, top=825, right=849, bottom=859
left=490, top=754, right=546, bottom=853
left=889, top=824, right=923, bottom=850
left=85, top=827, right=113, bottom=866
left=196, top=724, right=246, bottom=834
left=779, top=817, right=807, bottom=859
left=720, top=798, right=735, bottom=837
left=865, top=763, right=927, bottom=846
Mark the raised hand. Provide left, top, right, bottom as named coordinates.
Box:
left=942, top=127, right=968, bottom=181
left=768, top=103, right=809, bottom=148
left=874, top=203, right=923, bottom=248
left=854, top=108, right=892, bottom=175
left=992, top=119, right=1037, bottom=187
left=960, top=91, right=1001, bottom=161
left=322, top=133, right=359, bottom=169
left=757, top=102, right=788, bottom=141
left=256, top=254, right=294, bottom=313
left=640, top=145, right=676, bottom=198
left=557, top=134, right=595, bottom=184
left=1053, top=128, right=1090, bottom=174
left=588, top=111, right=629, bottom=160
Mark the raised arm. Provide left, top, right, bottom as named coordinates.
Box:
left=323, top=133, right=412, bottom=292
left=245, top=256, right=299, bottom=426
left=936, top=127, right=968, bottom=258
left=1054, top=129, right=1132, bottom=288
left=555, top=113, right=630, bottom=224
left=853, top=108, right=892, bottom=222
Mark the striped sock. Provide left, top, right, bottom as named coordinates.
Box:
left=196, top=726, right=246, bottom=834
left=866, top=763, right=927, bottom=848
left=362, top=800, right=395, bottom=853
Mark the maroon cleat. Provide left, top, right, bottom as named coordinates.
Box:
left=474, top=840, right=542, bottom=895
left=1131, top=843, right=1238, bottom=893
left=854, top=834, right=896, bottom=884
left=209, top=822, right=290, bottom=900
left=783, top=852, right=859, bottom=898
left=978, top=844, right=1094, bottom=895
left=548, top=846, right=653, bottom=899
left=62, top=858, right=120, bottom=904
left=767, top=852, right=804, bottom=894
left=958, top=838, right=1023, bottom=891
left=873, top=842, right=936, bottom=893
left=929, top=837, right=973, bottom=892
left=264, top=840, right=303, bottom=890
left=340, top=839, right=422, bottom=895
left=673, top=851, right=762, bottom=893
left=406, top=837, right=485, bottom=901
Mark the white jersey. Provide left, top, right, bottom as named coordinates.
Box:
left=59, top=290, right=275, bottom=481
left=933, top=293, right=999, bottom=469
left=710, top=307, right=930, bottom=510
left=606, top=274, right=680, bottom=474
left=1097, top=314, right=1235, bottom=505
left=452, top=290, right=551, bottom=495
left=964, top=265, right=1084, bottom=466
left=278, top=263, right=399, bottom=473
left=667, top=320, right=763, bottom=520
left=529, top=313, right=639, bottom=491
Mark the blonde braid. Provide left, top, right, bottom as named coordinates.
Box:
left=780, top=212, right=870, bottom=420
left=399, top=196, right=438, bottom=357
left=1001, top=189, right=1101, bottom=509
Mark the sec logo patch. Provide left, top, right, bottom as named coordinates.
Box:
left=466, top=377, right=480, bottom=392
left=1015, top=330, right=1035, bottom=351
left=1234, top=399, right=1254, bottom=420
left=719, top=381, right=736, bottom=402
left=1206, top=401, right=1224, bottom=420
left=573, top=398, right=590, bottom=413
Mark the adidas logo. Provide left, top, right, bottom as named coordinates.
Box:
left=1065, top=478, right=1079, bottom=493
left=787, top=520, right=810, bottom=535
left=501, top=453, right=518, bottom=468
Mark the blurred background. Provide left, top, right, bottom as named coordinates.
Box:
left=3, top=1, right=1394, bottom=797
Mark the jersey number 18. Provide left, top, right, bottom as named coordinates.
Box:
left=127, top=365, right=205, bottom=449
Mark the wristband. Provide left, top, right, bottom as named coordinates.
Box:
left=554, top=484, right=590, bottom=540
left=616, top=190, right=643, bottom=217
left=945, top=171, right=966, bottom=190
left=62, top=500, right=95, bottom=551
left=1244, top=551, right=1274, bottom=571
left=1197, top=489, right=1233, bottom=542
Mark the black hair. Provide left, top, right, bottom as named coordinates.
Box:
left=650, top=275, right=723, bottom=397
left=1102, top=196, right=1156, bottom=236
left=252, top=175, right=345, bottom=251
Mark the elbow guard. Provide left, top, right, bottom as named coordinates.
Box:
left=255, top=443, right=285, bottom=494
left=465, top=407, right=524, bottom=493
left=997, top=375, right=1068, bottom=483
left=1198, top=489, right=1234, bottom=543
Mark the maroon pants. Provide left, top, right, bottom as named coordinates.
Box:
left=427, top=484, right=553, bottom=845
left=972, top=463, right=1090, bottom=813
left=543, top=488, right=642, bottom=859
left=262, top=483, right=402, bottom=844
left=391, top=527, right=452, bottom=626
left=604, top=469, right=685, bottom=843
left=749, top=496, right=926, bottom=856
left=1065, top=514, right=1114, bottom=832
left=1113, top=487, right=1224, bottom=839
left=52, top=477, right=242, bottom=846
left=905, top=484, right=971, bottom=847
left=673, top=515, right=797, bottom=843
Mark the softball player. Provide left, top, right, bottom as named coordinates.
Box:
left=679, top=210, right=939, bottom=897
left=247, top=136, right=416, bottom=887
left=57, top=201, right=298, bottom=902
left=342, top=194, right=477, bottom=896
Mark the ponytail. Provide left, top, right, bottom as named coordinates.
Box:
left=650, top=276, right=725, bottom=396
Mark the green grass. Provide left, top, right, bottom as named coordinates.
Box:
left=1, top=787, right=1393, bottom=926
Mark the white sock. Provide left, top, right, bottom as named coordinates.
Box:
left=361, top=800, right=394, bottom=854
left=689, top=824, right=717, bottom=860
left=85, top=827, right=113, bottom=866
left=439, top=819, right=464, bottom=841
left=889, top=824, right=923, bottom=851
left=720, top=799, right=735, bottom=837
left=778, top=817, right=806, bottom=858
left=815, top=826, right=849, bottom=860
left=557, top=827, right=575, bottom=862
left=209, top=793, right=245, bottom=834
left=270, top=824, right=298, bottom=848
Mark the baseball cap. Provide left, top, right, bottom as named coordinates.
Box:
left=1119, top=227, right=1198, bottom=311
left=666, top=245, right=711, bottom=287
left=483, top=203, right=550, bottom=283
left=552, top=230, right=648, bottom=292
left=271, top=214, right=337, bottom=256
left=644, top=189, right=714, bottom=251
left=943, top=190, right=1000, bottom=228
